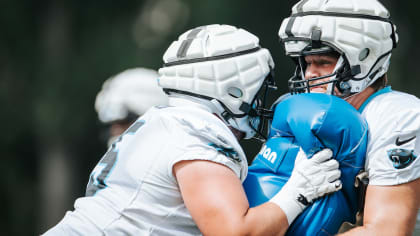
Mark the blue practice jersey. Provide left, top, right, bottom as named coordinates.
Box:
left=243, top=93, right=368, bottom=235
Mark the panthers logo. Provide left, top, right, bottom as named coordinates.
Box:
left=387, top=148, right=417, bottom=169
left=208, top=143, right=241, bottom=162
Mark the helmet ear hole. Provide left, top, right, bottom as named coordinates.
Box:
left=359, top=48, right=370, bottom=61
left=227, top=87, right=243, bottom=98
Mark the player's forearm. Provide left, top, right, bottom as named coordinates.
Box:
left=343, top=180, right=420, bottom=236
left=196, top=203, right=289, bottom=236
left=198, top=203, right=289, bottom=236
left=238, top=202, right=289, bottom=236
left=338, top=210, right=418, bottom=236
left=336, top=226, right=373, bottom=236
left=230, top=149, right=342, bottom=236
left=337, top=223, right=415, bottom=236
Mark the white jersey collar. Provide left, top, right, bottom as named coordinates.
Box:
left=358, top=86, right=392, bottom=113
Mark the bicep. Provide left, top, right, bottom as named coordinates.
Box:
left=363, top=178, right=420, bottom=235
left=173, top=160, right=250, bottom=235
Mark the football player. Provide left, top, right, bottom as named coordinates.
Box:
left=42, top=24, right=342, bottom=235
left=278, top=0, right=420, bottom=234
left=94, top=68, right=168, bottom=147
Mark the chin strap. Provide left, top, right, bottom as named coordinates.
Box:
left=210, top=99, right=231, bottom=122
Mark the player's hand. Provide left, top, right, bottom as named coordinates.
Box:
left=270, top=148, right=342, bottom=224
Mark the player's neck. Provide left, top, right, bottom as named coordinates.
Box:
left=168, top=96, right=212, bottom=112
left=228, top=125, right=245, bottom=141
left=212, top=113, right=245, bottom=141
left=345, top=86, right=376, bottom=110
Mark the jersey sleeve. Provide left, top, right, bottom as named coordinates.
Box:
left=170, top=141, right=244, bottom=180
left=161, top=109, right=247, bottom=182
left=365, top=106, right=420, bottom=186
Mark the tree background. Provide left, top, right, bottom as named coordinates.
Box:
left=0, top=0, right=417, bottom=235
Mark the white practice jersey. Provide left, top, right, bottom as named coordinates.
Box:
left=360, top=87, right=420, bottom=233
left=361, top=88, right=420, bottom=185
left=44, top=100, right=247, bottom=236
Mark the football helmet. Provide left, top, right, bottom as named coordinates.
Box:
left=278, top=0, right=398, bottom=96
left=95, top=68, right=168, bottom=124
left=158, top=24, right=276, bottom=139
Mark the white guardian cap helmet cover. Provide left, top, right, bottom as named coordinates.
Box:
left=158, top=24, right=276, bottom=139
left=95, top=68, right=168, bottom=123
left=278, top=0, right=398, bottom=96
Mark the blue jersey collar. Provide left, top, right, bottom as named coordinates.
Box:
left=358, top=86, right=392, bottom=113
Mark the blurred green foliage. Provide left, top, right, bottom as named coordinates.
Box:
left=0, top=0, right=417, bottom=235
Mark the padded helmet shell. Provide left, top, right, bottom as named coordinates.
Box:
left=158, top=24, right=275, bottom=138
left=95, top=68, right=168, bottom=123
left=279, top=0, right=398, bottom=93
